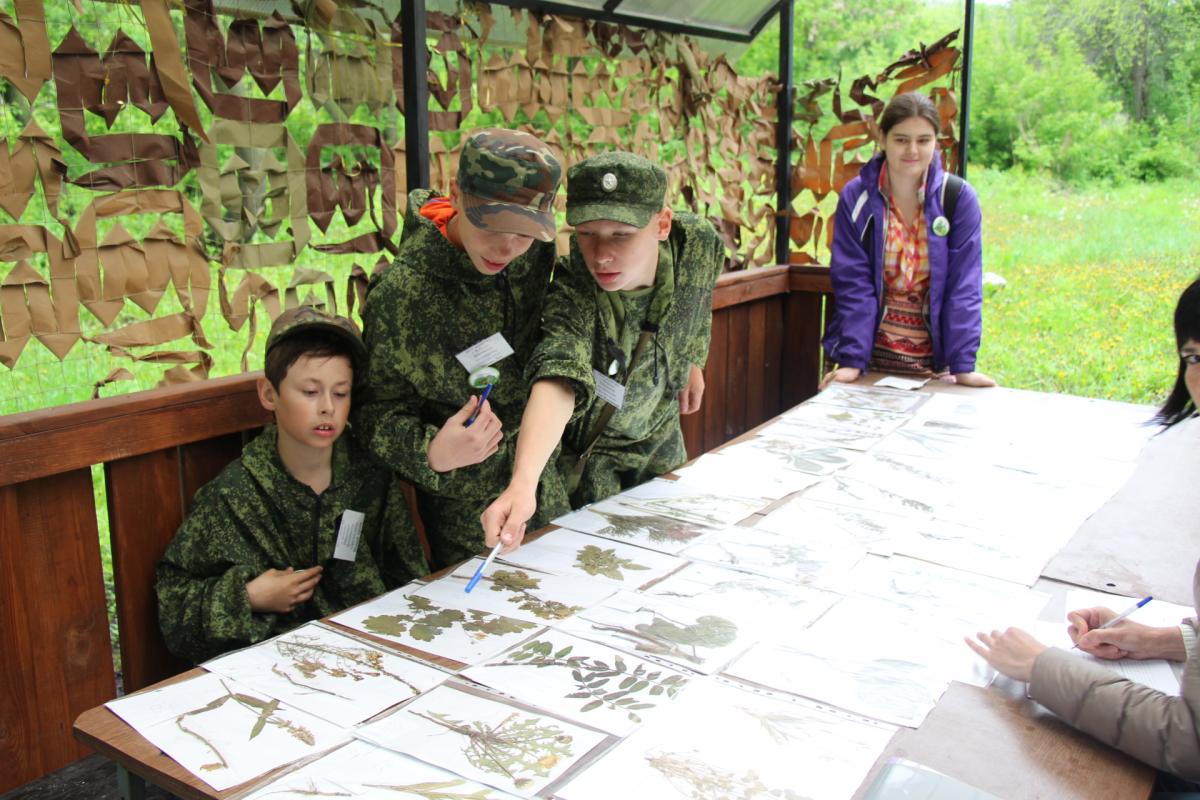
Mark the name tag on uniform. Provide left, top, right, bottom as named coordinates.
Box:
left=333, top=510, right=365, bottom=561
left=593, top=369, right=626, bottom=409
left=456, top=333, right=514, bottom=374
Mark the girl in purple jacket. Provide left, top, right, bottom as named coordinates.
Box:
left=821, top=92, right=995, bottom=388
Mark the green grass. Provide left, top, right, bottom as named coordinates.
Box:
left=973, top=168, right=1200, bottom=406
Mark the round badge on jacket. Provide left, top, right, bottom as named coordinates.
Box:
left=932, top=215, right=950, bottom=237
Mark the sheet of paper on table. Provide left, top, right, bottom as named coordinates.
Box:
left=671, top=451, right=821, bottom=500
left=328, top=586, right=543, bottom=666
left=240, top=739, right=521, bottom=799
left=754, top=496, right=914, bottom=555
left=461, top=629, right=693, bottom=737
left=202, top=622, right=448, bottom=728
left=715, top=434, right=860, bottom=476
left=105, top=671, right=349, bottom=792
left=410, top=558, right=616, bottom=625
left=755, top=416, right=885, bottom=451
left=495, top=528, right=685, bottom=589
left=554, top=589, right=753, bottom=676
left=552, top=498, right=722, bottom=555
left=681, top=524, right=866, bottom=589
left=557, top=677, right=895, bottom=800
left=610, top=478, right=770, bottom=527
left=354, top=682, right=613, bottom=799
left=811, top=382, right=928, bottom=413
left=782, top=402, right=911, bottom=438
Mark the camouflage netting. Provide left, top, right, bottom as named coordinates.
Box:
left=0, top=0, right=960, bottom=411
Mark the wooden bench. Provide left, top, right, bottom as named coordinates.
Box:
left=0, top=264, right=833, bottom=793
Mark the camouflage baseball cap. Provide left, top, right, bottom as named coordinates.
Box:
left=566, top=151, right=667, bottom=229
left=457, top=128, right=562, bottom=242
left=265, top=306, right=367, bottom=372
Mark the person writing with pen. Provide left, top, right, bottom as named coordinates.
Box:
left=967, top=276, right=1200, bottom=787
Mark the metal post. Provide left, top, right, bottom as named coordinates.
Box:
left=401, top=0, right=430, bottom=190
left=957, top=0, right=975, bottom=178
left=774, top=0, right=794, bottom=266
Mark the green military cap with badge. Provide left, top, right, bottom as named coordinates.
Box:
left=265, top=305, right=368, bottom=372
left=458, top=128, right=562, bottom=242
left=566, top=151, right=668, bottom=228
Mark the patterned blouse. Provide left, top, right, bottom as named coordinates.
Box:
left=870, top=163, right=934, bottom=375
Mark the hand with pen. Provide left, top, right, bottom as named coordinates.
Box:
left=1068, top=606, right=1187, bottom=662
left=427, top=386, right=502, bottom=473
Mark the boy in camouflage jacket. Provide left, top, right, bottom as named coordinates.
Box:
left=355, top=129, right=570, bottom=569
left=483, top=151, right=724, bottom=541
left=156, top=307, right=427, bottom=664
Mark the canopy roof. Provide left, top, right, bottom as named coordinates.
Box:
left=482, top=0, right=786, bottom=41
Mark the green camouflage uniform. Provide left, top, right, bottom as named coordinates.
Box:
left=156, top=426, right=426, bottom=664
left=528, top=152, right=725, bottom=507
left=356, top=130, right=568, bottom=569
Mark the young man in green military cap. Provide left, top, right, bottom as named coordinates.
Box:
left=355, top=128, right=569, bottom=569
left=156, top=307, right=427, bottom=664
left=482, top=150, right=724, bottom=541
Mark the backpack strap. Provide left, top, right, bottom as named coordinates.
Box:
left=940, top=173, right=964, bottom=222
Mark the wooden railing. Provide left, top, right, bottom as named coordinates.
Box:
left=0, top=264, right=833, bottom=793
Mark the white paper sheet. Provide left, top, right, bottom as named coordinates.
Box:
left=495, top=529, right=685, bottom=589
left=203, top=623, right=448, bottom=727
left=558, top=677, right=895, bottom=800
left=754, top=417, right=884, bottom=451
left=355, top=683, right=612, bottom=799
left=106, top=672, right=349, bottom=792
left=555, top=590, right=753, bottom=675
left=782, top=403, right=910, bottom=438
left=608, top=478, right=769, bottom=527
left=671, top=451, right=820, bottom=501
left=411, top=559, right=616, bottom=624
left=552, top=498, right=720, bottom=555
left=725, top=628, right=952, bottom=728
left=240, top=739, right=522, bottom=799
left=329, top=587, right=543, bottom=667
left=714, top=435, right=859, bottom=476
left=680, top=524, right=866, bottom=588
left=754, top=497, right=913, bottom=555
left=810, top=383, right=927, bottom=414
left=462, top=629, right=693, bottom=736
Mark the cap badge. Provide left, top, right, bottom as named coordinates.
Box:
left=601, top=172, right=618, bottom=192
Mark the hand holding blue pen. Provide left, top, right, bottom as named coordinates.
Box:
left=464, top=382, right=494, bottom=428
left=465, top=541, right=503, bottom=593
left=1071, top=596, right=1153, bottom=649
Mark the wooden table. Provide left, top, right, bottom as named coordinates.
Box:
left=74, top=380, right=1160, bottom=799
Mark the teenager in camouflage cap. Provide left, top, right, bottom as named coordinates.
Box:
left=458, top=128, right=562, bottom=242
left=156, top=307, right=427, bottom=663
left=355, top=128, right=570, bottom=570
left=482, top=151, right=725, bottom=543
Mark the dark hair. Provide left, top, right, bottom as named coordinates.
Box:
left=1155, top=276, right=1200, bottom=427
left=879, top=92, right=941, bottom=137
left=264, top=330, right=356, bottom=390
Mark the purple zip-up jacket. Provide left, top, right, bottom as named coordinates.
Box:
left=822, top=152, right=984, bottom=374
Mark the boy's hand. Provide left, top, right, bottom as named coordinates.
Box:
left=945, top=371, right=997, bottom=388
left=246, top=566, right=323, bottom=614
left=481, top=484, right=535, bottom=554
left=678, top=364, right=705, bottom=415
left=428, top=396, right=503, bottom=472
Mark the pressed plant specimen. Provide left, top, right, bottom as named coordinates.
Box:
left=590, top=608, right=738, bottom=665
left=363, top=779, right=498, bottom=799
left=174, top=679, right=315, bottom=772
left=272, top=634, right=424, bottom=696
left=363, top=595, right=537, bottom=641
left=487, top=569, right=582, bottom=620
left=495, top=638, right=688, bottom=722
left=756, top=439, right=849, bottom=473
left=646, top=751, right=810, bottom=800
left=574, top=544, right=651, bottom=580
left=589, top=508, right=709, bottom=544
left=409, top=709, right=575, bottom=790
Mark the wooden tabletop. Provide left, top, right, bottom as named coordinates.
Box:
left=74, top=379, right=1159, bottom=799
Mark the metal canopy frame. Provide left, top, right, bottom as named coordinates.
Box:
left=400, top=0, right=976, bottom=266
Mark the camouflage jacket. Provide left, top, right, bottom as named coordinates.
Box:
left=156, top=426, right=426, bottom=664
left=528, top=212, right=724, bottom=504
left=355, top=189, right=569, bottom=566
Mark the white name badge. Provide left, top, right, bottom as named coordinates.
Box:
left=333, top=510, right=365, bottom=561
left=593, top=369, right=626, bottom=409
left=455, top=333, right=514, bottom=374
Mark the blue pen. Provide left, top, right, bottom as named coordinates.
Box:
left=464, top=382, right=494, bottom=428
left=1072, top=595, right=1152, bottom=648
left=464, top=541, right=503, bottom=593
